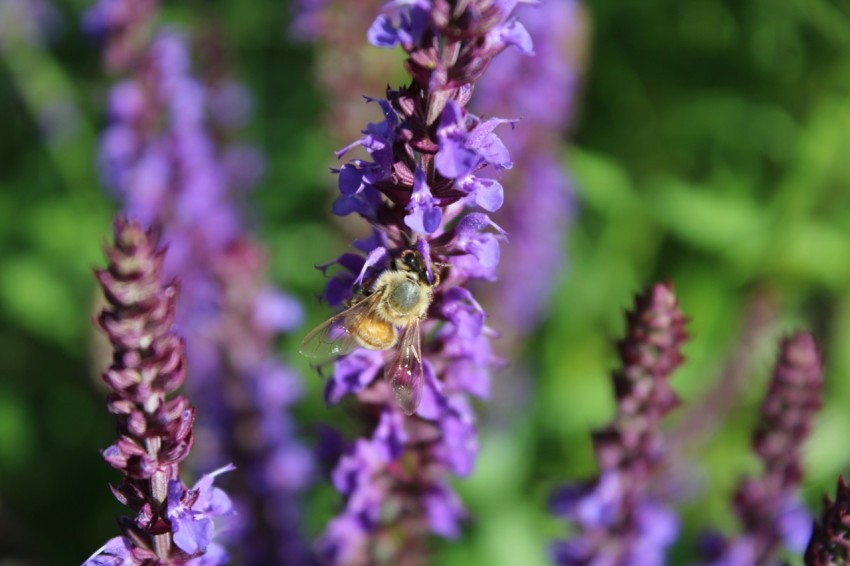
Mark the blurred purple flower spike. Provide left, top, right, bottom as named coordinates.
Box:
left=550, top=283, right=689, bottom=566
left=706, top=332, right=823, bottom=565
left=87, top=2, right=313, bottom=563
left=84, top=219, right=232, bottom=566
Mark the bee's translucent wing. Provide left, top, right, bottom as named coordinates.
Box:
left=386, top=319, right=423, bottom=415
left=299, top=295, right=377, bottom=359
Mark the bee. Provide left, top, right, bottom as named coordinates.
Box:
left=299, top=249, right=439, bottom=415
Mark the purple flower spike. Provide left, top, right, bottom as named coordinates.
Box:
left=303, top=1, right=533, bottom=563
left=88, top=4, right=313, bottom=562
left=84, top=219, right=231, bottom=565
left=550, top=283, right=689, bottom=566
left=708, top=332, right=823, bottom=565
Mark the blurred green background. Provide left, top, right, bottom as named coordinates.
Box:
left=2, top=0, right=850, bottom=564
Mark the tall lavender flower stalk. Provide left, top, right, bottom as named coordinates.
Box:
left=311, top=1, right=533, bottom=563
left=703, top=332, right=822, bottom=565
left=85, top=218, right=232, bottom=565
left=87, top=1, right=312, bottom=561
left=549, top=283, right=688, bottom=566
left=806, top=476, right=850, bottom=564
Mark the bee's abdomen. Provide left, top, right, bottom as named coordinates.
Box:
left=348, top=315, right=398, bottom=350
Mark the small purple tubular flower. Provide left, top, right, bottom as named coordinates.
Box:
left=550, top=283, right=689, bottom=566
left=310, top=1, right=532, bottom=563
left=707, top=332, right=823, bottom=565
left=168, top=464, right=236, bottom=555
left=89, top=6, right=313, bottom=563
left=806, top=476, right=850, bottom=564
left=84, top=218, right=231, bottom=565
left=404, top=168, right=442, bottom=234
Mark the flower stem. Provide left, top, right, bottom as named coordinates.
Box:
left=146, top=436, right=171, bottom=560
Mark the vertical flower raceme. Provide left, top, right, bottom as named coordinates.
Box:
left=474, top=0, right=584, bottom=338
left=87, top=2, right=312, bottom=562
left=549, top=283, right=688, bottom=566
left=304, top=2, right=533, bottom=563
left=84, top=218, right=233, bottom=565
left=703, top=332, right=822, bottom=565
left=806, top=476, right=850, bottom=565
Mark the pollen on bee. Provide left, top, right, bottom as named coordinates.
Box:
left=350, top=316, right=397, bottom=350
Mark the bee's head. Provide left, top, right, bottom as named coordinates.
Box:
left=397, top=249, right=427, bottom=281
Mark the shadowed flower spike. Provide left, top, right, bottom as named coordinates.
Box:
left=550, top=282, right=689, bottom=566
left=301, top=0, right=533, bottom=563
left=84, top=218, right=232, bottom=565
left=705, top=332, right=823, bottom=565
left=806, top=476, right=850, bottom=564
left=87, top=2, right=313, bottom=562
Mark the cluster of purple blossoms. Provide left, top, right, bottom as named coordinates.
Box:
left=85, top=219, right=232, bottom=565
left=549, top=283, right=688, bottom=566
left=86, top=1, right=312, bottom=562
left=474, top=0, right=582, bottom=338
left=701, top=332, right=822, bottom=565
left=312, top=1, right=533, bottom=563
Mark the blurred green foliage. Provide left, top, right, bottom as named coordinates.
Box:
left=1, top=0, right=850, bottom=563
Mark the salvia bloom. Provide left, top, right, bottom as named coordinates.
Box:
left=474, top=0, right=582, bottom=336
left=88, top=1, right=312, bottom=562
left=549, top=283, right=688, bottom=566
left=806, top=476, right=850, bottom=564
left=703, top=332, right=822, bottom=565
left=85, top=218, right=232, bottom=565
left=311, top=1, right=533, bottom=563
